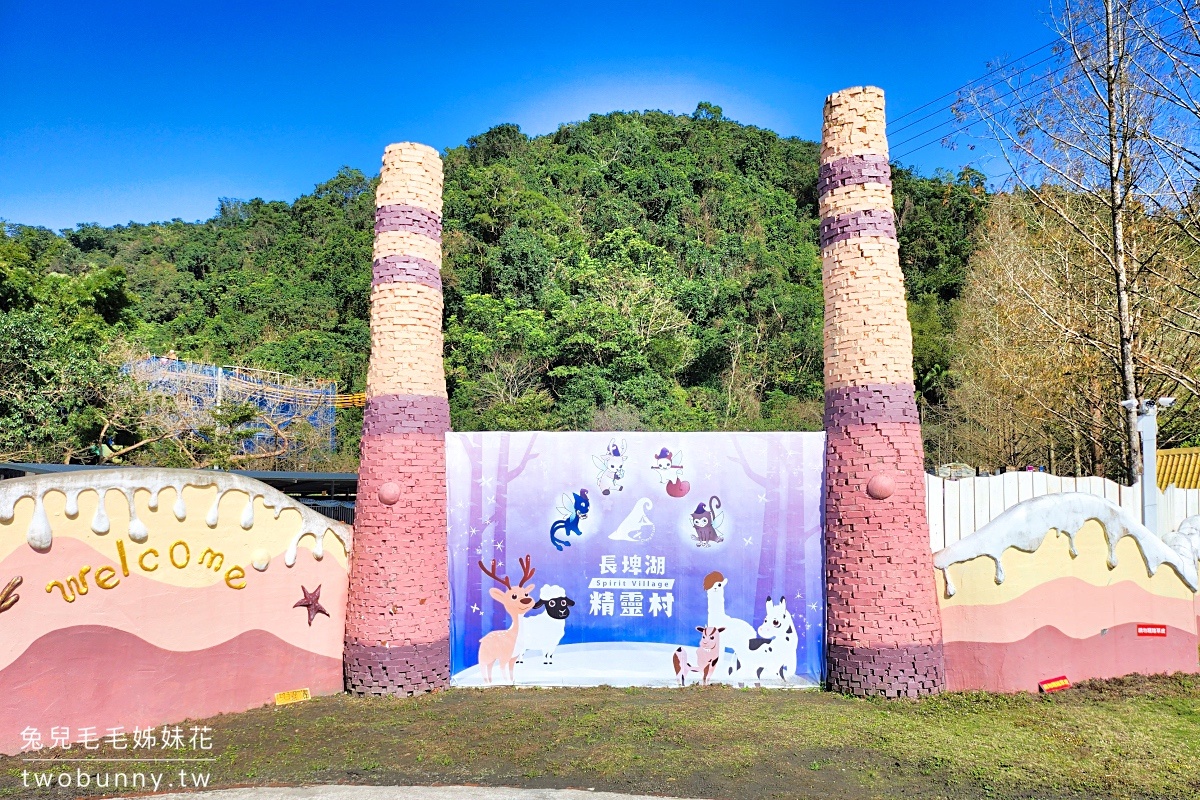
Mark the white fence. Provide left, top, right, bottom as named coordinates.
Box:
left=926, top=472, right=1200, bottom=552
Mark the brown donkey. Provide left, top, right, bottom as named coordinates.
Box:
left=477, top=555, right=536, bottom=683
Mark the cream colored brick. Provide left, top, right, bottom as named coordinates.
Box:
left=373, top=231, right=443, bottom=264
left=818, top=87, right=915, bottom=391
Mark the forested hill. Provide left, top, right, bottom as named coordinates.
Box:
left=0, top=103, right=985, bottom=464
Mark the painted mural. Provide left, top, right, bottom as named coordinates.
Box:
left=0, top=469, right=351, bottom=755
left=446, top=432, right=825, bottom=688
left=934, top=492, right=1200, bottom=693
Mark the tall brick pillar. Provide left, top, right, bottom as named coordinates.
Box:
left=345, top=142, right=451, bottom=695
left=819, top=87, right=945, bottom=697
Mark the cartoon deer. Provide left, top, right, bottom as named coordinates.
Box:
left=477, top=555, right=537, bottom=684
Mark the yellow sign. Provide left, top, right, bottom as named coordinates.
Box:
left=1038, top=676, right=1071, bottom=693
left=274, top=688, right=311, bottom=706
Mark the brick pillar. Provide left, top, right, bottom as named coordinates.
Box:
left=345, top=142, right=451, bottom=695
left=819, top=87, right=945, bottom=697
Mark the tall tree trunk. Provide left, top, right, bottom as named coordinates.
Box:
left=1073, top=423, right=1083, bottom=476
left=1091, top=376, right=1106, bottom=477
left=1105, top=0, right=1141, bottom=482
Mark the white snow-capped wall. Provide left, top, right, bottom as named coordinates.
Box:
left=932, top=491, right=1200, bottom=597
left=0, top=467, right=352, bottom=566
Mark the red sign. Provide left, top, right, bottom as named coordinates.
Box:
left=1137, top=624, right=1168, bottom=637
left=1038, top=675, right=1071, bottom=693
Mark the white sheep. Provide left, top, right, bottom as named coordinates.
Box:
left=512, top=584, right=575, bottom=665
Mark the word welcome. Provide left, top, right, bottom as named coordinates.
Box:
left=46, top=538, right=247, bottom=603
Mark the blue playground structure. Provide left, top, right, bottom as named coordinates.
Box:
left=129, top=356, right=337, bottom=457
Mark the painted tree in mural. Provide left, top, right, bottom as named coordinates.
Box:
left=487, top=433, right=539, bottom=632
left=456, top=432, right=539, bottom=663
left=730, top=437, right=783, bottom=603
left=729, top=436, right=819, bottom=667
left=785, top=446, right=822, bottom=668
left=456, top=433, right=484, bottom=671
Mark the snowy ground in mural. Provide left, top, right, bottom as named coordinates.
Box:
left=451, top=642, right=821, bottom=688
left=446, top=431, right=827, bottom=689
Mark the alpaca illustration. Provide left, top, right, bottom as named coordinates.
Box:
left=703, top=570, right=760, bottom=685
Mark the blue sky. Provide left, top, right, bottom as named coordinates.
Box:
left=1, top=0, right=1052, bottom=230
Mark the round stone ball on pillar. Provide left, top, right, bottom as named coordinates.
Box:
left=819, top=87, right=946, bottom=697
left=345, top=142, right=452, bottom=696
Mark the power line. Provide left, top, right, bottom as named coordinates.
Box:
left=892, top=36, right=1180, bottom=161
left=887, top=39, right=1062, bottom=126
left=890, top=76, right=1073, bottom=162
left=888, top=48, right=1063, bottom=136
left=887, top=0, right=1182, bottom=138
left=890, top=1, right=1188, bottom=161
left=890, top=60, right=1075, bottom=153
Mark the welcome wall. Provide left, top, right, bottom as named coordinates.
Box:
left=0, top=469, right=351, bottom=755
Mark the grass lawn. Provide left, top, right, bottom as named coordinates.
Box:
left=3, top=674, right=1199, bottom=799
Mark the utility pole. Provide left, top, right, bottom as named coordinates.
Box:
left=1123, top=396, right=1175, bottom=534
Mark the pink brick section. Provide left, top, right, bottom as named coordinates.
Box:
left=347, top=142, right=452, bottom=696
left=819, top=87, right=946, bottom=697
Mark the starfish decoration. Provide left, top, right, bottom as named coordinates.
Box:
left=0, top=576, right=22, bottom=614
left=293, top=585, right=329, bottom=626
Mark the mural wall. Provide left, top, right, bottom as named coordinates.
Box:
left=0, top=469, right=351, bottom=755
left=933, top=493, right=1200, bottom=692
left=446, top=432, right=826, bottom=688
